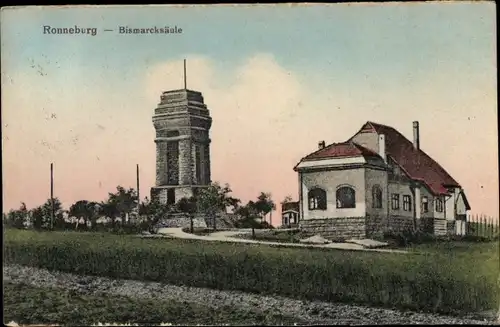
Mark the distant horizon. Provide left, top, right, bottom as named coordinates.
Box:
left=2, top=3, right=498, bottom=220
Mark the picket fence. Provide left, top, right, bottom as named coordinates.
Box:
left=466, top=214, right=499, bottom=238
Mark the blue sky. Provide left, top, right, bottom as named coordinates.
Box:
left=2, top=3, right=495, bottom=85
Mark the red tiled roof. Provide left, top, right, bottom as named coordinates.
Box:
left=303, top=141, right=381, bottom=160
left=362, top=121, right=460, bottom=195
left=282, top=201, right=299, bottom=212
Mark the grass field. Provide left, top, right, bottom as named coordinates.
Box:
left=4, top=229, right=499, bottom=317
left=4, top=282, right=303, bottom=326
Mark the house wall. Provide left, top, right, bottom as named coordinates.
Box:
left=433, top=194, right=446, bottom=219
left=300, top=217, right=365, bottom=240
left=351, top=131, right=378, bottom=153
left=300, top=168, right=366, bottom=220
left=420, top=187, right=434, bottom=219
left=365, top=168, right=388, bottom=216
left=388, top=182, right=414, bottom=218
left=456, top=192, right=468, bottom=215
left=445, top=191, right=457, bottom=221
left=364, top=168, right=388, bottom=238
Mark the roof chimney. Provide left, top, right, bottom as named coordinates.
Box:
left=412, top=121, right=420, bottom=150
left=318, top=140, right=326, bottom=150
left=378, top=134, right=386, bottom=162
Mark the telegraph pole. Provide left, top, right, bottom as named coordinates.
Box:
left=136, top=164, right=140, bottom=209
left=50, top=163, right=54, bottom=230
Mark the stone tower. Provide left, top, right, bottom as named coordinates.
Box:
left=150, top=63, right=212, bottom=205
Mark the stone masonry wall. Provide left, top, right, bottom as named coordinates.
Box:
left=387, top=216, right=415, bottom=233
left=366, top=214, right=387, bottom=239
left=300, top=217, right=366, bottom=241
left=178, top=139, right=192, bottom=185
left=155, top=141, right=166, bottom=186
left=204, top=143, right=211, bottom=184
left=366, top=214, right=416, bottom=238
left=420, top=217, right=434, bottom=234
left=156, top=213, right=208, bottom=229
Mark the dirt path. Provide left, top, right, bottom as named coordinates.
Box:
left=151, top=228, right=408, bottom=253
left=4, top=264, right=497, bottom=325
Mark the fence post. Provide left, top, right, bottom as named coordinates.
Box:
left=465, top=215, right=471, bottom=235
left=472, top=214, right=478, bottom=236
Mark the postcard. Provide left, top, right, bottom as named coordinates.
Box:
left=2, top=3, right=498, bottom=326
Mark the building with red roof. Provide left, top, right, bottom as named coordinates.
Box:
left=294, top=121, right=470, bottom=240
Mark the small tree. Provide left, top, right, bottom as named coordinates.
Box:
left=4, top=202, right=29, bottom=229
left=281, top=195, right=293, bottom=205
left=98, top=201, right=119, bottom=227
left=139, top=197, right=171, bottom=233
left=255, top=192, right=276, bottom=227
left=32, top=198, right=63, bottom=230
left=104, top=186, right=138, bottom=226
left=235, top=200, right=261, bottom=238
left=176, top=196, right=198, bottom=233
left=69, top=200, right=99, bottom=230
left=197, top=182, right=240, bottom=231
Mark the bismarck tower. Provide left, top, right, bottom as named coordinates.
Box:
left=150, top=59, right=212, bottom=205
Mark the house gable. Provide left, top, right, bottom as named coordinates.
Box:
left=456, top=191, right=471, bottom=213
left=350, top=121, right=461, bottom=196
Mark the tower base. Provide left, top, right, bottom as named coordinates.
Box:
left=150, top=185, right=209, bottom=205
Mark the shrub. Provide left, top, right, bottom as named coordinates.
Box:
left=4, top=229, right=499, bottom=317
left=384, top=230, right=438, bottom=247
left=385, top=230, right=500, bottom=247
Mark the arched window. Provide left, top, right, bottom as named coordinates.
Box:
left=336, top=186, right=356, bottom=209
left=308, top=188, right=327, bottom=210
left=372, top=185, right=383, bottom=209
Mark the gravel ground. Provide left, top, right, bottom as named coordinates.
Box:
left=4, top=264, right=498, bottom=325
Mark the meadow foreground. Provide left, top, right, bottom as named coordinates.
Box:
left=4, top=229, right=499, bottom=325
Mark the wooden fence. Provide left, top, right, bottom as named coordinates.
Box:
left=466, top=214, right=499, bottom=238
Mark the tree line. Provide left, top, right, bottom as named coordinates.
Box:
left=3, top=182, right=280, bottom=235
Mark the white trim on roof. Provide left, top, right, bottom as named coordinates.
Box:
left=296, top=156, right=366, bottom=169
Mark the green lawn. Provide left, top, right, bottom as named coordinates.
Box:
left=3, top=282, right=304, bottom=326
left=4, top=229, right=499, bottom=317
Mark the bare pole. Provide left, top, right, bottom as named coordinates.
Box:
left=183, top=59, right=187, bottom=90
left=136, top=164, right=140, bottom=209
left=50, top=163, right=54, bottom=230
